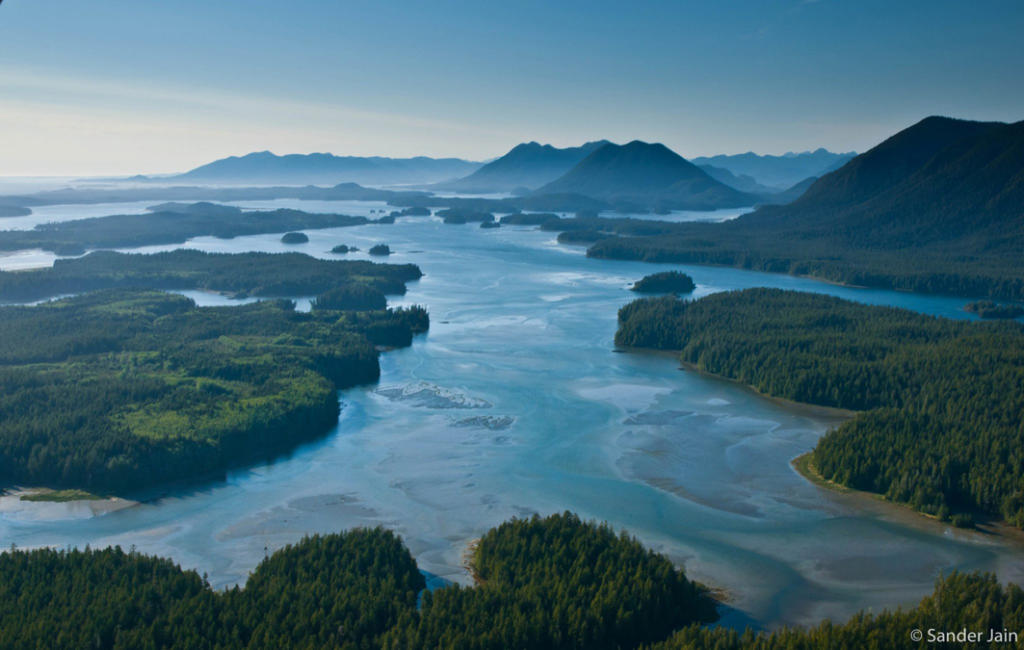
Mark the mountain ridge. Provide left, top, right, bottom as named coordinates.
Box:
left=432, top=140, right=610, bottom=193
left=535, top=140, right=758, bottom=210
left=163, top=150, right=483, bottom=186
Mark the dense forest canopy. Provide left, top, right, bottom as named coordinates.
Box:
left=616, top=289, right=1024, bottom=527
left=386, top=512, right=717, bottom=649
left=0, top=288, right=427, bottom=493
left=0, top=513, right=1016, bottom=649
left=0, top=250, right=422, bottom=303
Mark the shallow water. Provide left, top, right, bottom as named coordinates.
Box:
left=0, top=204, right=1020, bottom=630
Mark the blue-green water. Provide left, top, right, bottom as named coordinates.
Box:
left=0, top=206, right=1020, bottom=630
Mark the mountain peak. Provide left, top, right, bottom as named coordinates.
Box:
left=535, top=140, right=754, bottom=210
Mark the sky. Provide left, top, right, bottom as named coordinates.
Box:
left=0, top=0, right=1022, bottom=176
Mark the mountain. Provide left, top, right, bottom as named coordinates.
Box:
left=433, top=140, right=610, bottom=194
left=582, top=116, right=1024, bottom=300
left=757, top=175, right=818, bottom=205
left=691, top=148, right=855, bottom=189
left=697, top=164, right=775, bottom=194
left=752, top=116, right=1018, bottom=243
left=534, top=141, right=758, bottom=210
left=167, top=151, right=482, bottom=186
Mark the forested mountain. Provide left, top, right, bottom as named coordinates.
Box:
left=535, top=141, right=758, bottom=210
left=616, top=289, right=1024, bottom=527
left=691, top=148, right=855, bottom=189
left=433, top=140, right=610, bottom=193
left=0, top=513, right=1017, bottom=649
left=579, top=116, right=1024, bottom=300
left=162, top=151, right=482, bottom=186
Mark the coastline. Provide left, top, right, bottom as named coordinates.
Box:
left=791, top=452, right=1024, bottom=543
left=622, top=345, right=1022, bottom=542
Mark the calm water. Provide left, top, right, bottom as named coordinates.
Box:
left=0, top=204, right=1020, bottom=630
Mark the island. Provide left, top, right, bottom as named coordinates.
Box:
left=0, top=205, right=32, bottom=218
left=616, top=289, right=1024, bottom=529
left=436, top=208, right=496, bottom=225
left=280, top=231, right=309, bottom=244
left=369, top=244, right=391, bottom=256
left=965, top=300, right=1024, bottom=319
left=330, top=244, right=358, bottom=254
left=630, top=271, right=696, bottom=294
left=0, top=252, right=428, bottom=494
left=0, top=202, right=375, bottom=256
left=0, top=250, right=422, bottom=303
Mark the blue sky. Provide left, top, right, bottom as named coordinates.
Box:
left=1, top=0, right=1022, bottom=175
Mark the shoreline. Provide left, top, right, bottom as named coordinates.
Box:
left=791, top=452, right=1024, bottom=543
left=622, top=345, right=1023, bottom=543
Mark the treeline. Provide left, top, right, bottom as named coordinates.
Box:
left=0, top=249, right=422, bottom=302
left=0, top=527, right=424, bottom=649
left=0, top=289, right=427, bottom=493
left=384, top=512, right=717, bottom=649
left=1, top=513, right=1019, bottom=649
left=651, top=572, right=1024, bottom=650
left=0, top=514, right=715, bottom=650
left=616, top=289, right=1024, bottom=527
left=0, top=202, right=383, bottom=256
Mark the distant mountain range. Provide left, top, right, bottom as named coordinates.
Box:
left=431, top=141, right=610, bottom=194
left=691, top=148, right=855, bottom=189
left=155, top=151, right=483, bottom=186
left=535, top=141, right=757, bottom=210
left=584, top=115, right=1024, bottom=300
left=695, top=164, right=777, bottom=195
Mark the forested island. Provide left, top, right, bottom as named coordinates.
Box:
left=0, top=282, right=427, bottom=493
left=0, top=250, right=421, bottom=303
left=965, top=300, right=1024, bottom=319
left=0, top=205, right=31, bottom=217
left=436, top=208, right=496, bottom=224
left=369, top=244, right=391, bottom=256
left=631, top=271, right=696, bottom=294
left=0, top=202, right=380, bottom=256
left=0, top=512, right=1017, bottom=649
left=280, top=231, right=309, bottom=244
left=616, top=289, right=1024, bottom=527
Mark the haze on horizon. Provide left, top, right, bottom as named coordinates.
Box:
left=0, top=0, right=1022, bottom=176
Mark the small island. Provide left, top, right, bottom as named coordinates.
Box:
left=0, top=205, right=32, bottom=218
left=369, top=244, right=391, bottom=256
left=280, top=232, right=309, bottom=244
left=630, top=271, right=696, bottom=294
left=479, top=221, right=500, bottom=229
left=965, top=300, right=1024, bottom=319
left=436, top=208, right=495, bottom=225
left=330, top=244, right=358, bottom=254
